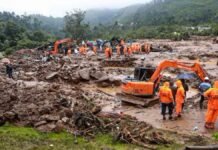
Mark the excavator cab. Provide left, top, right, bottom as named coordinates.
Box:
left=134, top=67, right=156, bottom=81
left=122, top=66, right=157, bottom=97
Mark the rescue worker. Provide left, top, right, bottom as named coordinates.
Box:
left=120, top=39, right=125, bottom=46
left=105, top=45, right=112, bottom=59
left=199, top=77, right=211, bottom=109
left=175, top=80, right=185, bottom=118
left=67, top=46, right=72, bottom=57
left=204, top=81, right=218, bottom=129
left=127, top=45, right=132, bottom=56
left=180, top=79, right=189, bottom=110
left=116, top=45, right=121, bottom=56
left=6, top=62, right=13, bottom=79
left=158, top=82, right=174, bottom=120
left=79, top=44, right=86, bottom=55
left=92, top=45, right=97, bottom=54
left=123, top=45, right=128, bottom=57
left=131, top=44, right=136, bottom=53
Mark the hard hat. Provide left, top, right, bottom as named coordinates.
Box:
left=204, top=77, right=209, bottom=80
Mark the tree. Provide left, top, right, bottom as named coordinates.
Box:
left=64, top=10, right=90, bottom=39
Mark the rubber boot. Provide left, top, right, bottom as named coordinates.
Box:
left=205, top=122, right=211, bottom=129
left=210, top=123, right=215, bottom=129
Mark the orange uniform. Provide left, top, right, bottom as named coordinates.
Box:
left=127, top=46, right=132, bottom=56
left=131, top=44, right=136, bottom=53
left=79, top=46, right=86, bottom=55
left=144, top=43, right=151, bottom=54
left=175, top=80, right=185, bottom=116
left=93, top=46, right=97, bottom=54
left=123, top=46, right=127, bottom=56
left=120, top=39, right=125, bottom=46
left=105, top=47, right=112, bottom=59
left=67, top=48, right=72, bottom=56
left=159, top=82, right=173, bottom=104
left=116, top=45, right=121, bottom=56
left=159, top=82, right=174, bottom=119
left=204, top=81, right=218, bottom=129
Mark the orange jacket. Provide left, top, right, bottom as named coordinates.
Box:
left=159, top=82, right=173, bottom=103
left=176, top=80, right=185, bottom=104
left=127, top=47, right=132, bottom=55
left=116, top=45, right=121, bottom=56
left=67, top=48, right=71, bottom=55
left=123, top=46, right=127, bottom=55
left=93, top=46, right=97, bottom=54
left=120, top=40, right=125, bottom=46
left=79, top=46, right=86, bottom=55
left=105, top=47, right=112, bottom=58
left=204, top=81, right=218, bottom=110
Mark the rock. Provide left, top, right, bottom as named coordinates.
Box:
left=4, top=111, right=17, bottom=120
left=34, top=121, right=47, bottom=127
left=25, top=72, right=35, bottom=76
left=78, top=69, right=90, bottom=81
left=96, top=76, right=109, bottom=82
left=90, top=71, right=105, bottom=80
left=61, top=117, right=69, bottom=123
left=37, top=123, right=56, bottom=132
left=46, top=72, right=58, bottom=80
left=87, top=51, right=95, bottom=57
left=41, top=115, right=60, bottom=121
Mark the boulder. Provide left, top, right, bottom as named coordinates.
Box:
left=90, top=71, right=105, bottom=80
left=46, top=72, right=58, bottom=80
left=78, top=69, right=90, bottom=81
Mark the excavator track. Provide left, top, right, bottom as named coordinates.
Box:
left=116, top=92, right=159, bottom=107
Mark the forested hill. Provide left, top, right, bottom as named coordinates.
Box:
left=84, top=4, right=142, bottom=26
left=1, top=0, right=218, bottom=54
left=85, top=0, right=218, bottom=26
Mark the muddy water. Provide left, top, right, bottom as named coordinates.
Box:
left=94, top=80, right=218, bottom=137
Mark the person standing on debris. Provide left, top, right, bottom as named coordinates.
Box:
left=175, top=80, right=185, bottom=118
left=127, top=45, right=132, bottom=56
left=92, top=45, right=97, bottom=54
left=105, top=45, right=112, bottom=59
left=79, top=44, right=86, bottom=55
left=180, top=79, right=189, bottom=110
left=158, top=82, right=174, bottom=120
left=204, top=81, right=218, bottom=129
left=116, top=45, right=121, bottom=56
left=5, top=62, right=13, bottom=79
left=199, top=77, right=211, bottom=109
left=67, top=46, right=72, bottom=57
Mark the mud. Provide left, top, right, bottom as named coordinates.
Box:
left=0, top=37, right=218, bottom=148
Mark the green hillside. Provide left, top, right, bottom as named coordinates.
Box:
left=84, top=0, right=218, bottom=26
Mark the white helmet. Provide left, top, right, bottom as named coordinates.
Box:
left=204, top=77, right=209, bottom=81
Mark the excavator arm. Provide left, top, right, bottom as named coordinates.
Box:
left=52, top=38, right=72, bottom=54
left=150, top=60, right=207, bottom=82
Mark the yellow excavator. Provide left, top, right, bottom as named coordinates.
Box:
left=117, top=60, right=208, bottom=107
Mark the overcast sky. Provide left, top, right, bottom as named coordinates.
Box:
left=0, top=0, right=152, bottom=17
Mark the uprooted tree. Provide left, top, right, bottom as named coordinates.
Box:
left=64, top=10, right=90, bottom=40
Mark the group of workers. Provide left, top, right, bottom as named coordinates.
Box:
left=159, top=77, right=218, bottom=129
left=104, top=41, right=152, bottom=59
left=59, top=39, right=152, bottom=59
